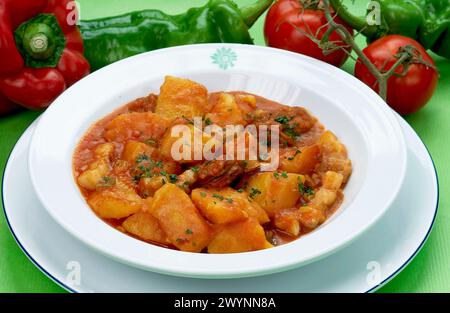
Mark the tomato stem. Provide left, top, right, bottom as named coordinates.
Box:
left=318, top=0, right=426, bottom=102
left=328, top=0, right=382, bottom=39
left=299, top=0, right=320, bottom=10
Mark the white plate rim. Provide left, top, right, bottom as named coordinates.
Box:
left=1, top=116, right=439, bottom=292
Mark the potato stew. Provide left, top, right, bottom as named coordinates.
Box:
left=73, top=76, right=352, bottom=254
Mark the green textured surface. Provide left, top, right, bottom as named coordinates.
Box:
left=0, top=0, right=448, bottom=293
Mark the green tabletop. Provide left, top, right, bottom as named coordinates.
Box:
left=0, top=0, right=449, bottom=293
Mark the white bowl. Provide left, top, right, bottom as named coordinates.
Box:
left=28, top=44, right=407, bottom=278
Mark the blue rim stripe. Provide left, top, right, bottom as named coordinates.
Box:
left=1, top=121, right=439, bottom=294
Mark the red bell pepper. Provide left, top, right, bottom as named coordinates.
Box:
left=0, top=91, right=21, bottom=115
left=0, top=0, right=90, bottom=111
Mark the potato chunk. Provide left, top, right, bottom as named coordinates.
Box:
left=236, top=192, right=270, bottom=225
left=205, top=93, right=246, bottom=126
left=208, top=219, right=272, bottom=254
left=279, top=145, right=320, bottom=174
left=318, top=131, right=352, bottom=183
left=122, top=212, right=169, bottom=245
left=319, top=131, right=347, bottom=155
left=88, top=179, right=143, bottom=219
left=274, top=208, right=301, bottom=236
left=155, top=76, right=208, bottom=120
left=122, top=141, right=155, bottom=164
left=298, top=206, right=324, bottom=229
left=149, top=184, right=212, bottom=252
left=77, top=143, right=114, bottom=190
left=104, top=112, right=170, bottom=143
left=235, top=94, right=257, bottom=109
left=299, top=171, right=344, bottom=229
left=77, top=159, right=110, bottom=190
left=246, top=172, right=305, bottom=217
left=192, top=187, right=266, bottom=225
left=322, top=170, right=344, bottom=190
left=138, top=176, right=166, bottom=198
left=310, top=171, right=343, bottom=209
left=94, top=142, right=115, bottom=159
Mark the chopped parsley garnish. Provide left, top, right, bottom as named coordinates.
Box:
left=200, top=192, right=207, bottom=198
left=305, top=186, right=314, bottom=196
left=203, top=117, right=212, bottom=126
left=273, top=172, right=280, bottom=180
left=144, top=171, right=152, bottom=178
left=209, top=193, right=233, bottom=203
left=185, top=228, right=193, bottom=235
left=136, top=154, right=150, bottom=164
left=284, top=125, right=300, bottom=139
left=169, top=174, right=178, bottom=183
left=281, top=171, right=288, bottom=178
left=298, top=177, right=305, bottom=194
left=249, top=187, right=262, bottom=199
left=237, top=189, right=244, bottom=193
left=191, top=166, right=200, bottom=173
left=274, top=116, right=300, bottom=140
left=298, top=177, right=314, bottom=196
left=287, top=149, right=302, bottom=161
left=133, top=155, right=166, bottom=182
left=212, top=194, right=224, bottom=201
left=274, top=116, right=293, bottom=124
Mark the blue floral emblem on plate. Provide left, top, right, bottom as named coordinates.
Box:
left=211, top=47, right=237, bottom=70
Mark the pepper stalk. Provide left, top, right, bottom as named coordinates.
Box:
left=328, top=0, right=384, bottom=39
left=14, top=14, right=67, bottom=68
left=240, top=0, right=274, bottom=27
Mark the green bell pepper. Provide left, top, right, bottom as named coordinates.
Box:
left=79, top=0, right=273, bottom=71
left=329, top=0, right=450, bottom=59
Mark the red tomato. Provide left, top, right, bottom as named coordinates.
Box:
left=264, top=0, right=354, bottom=67
left=355, top=35, right=439, bottom=115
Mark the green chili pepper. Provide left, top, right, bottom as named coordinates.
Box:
left=79, top=0, right=273, bottom=70
left=329, top=0, right=450, bottom=59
